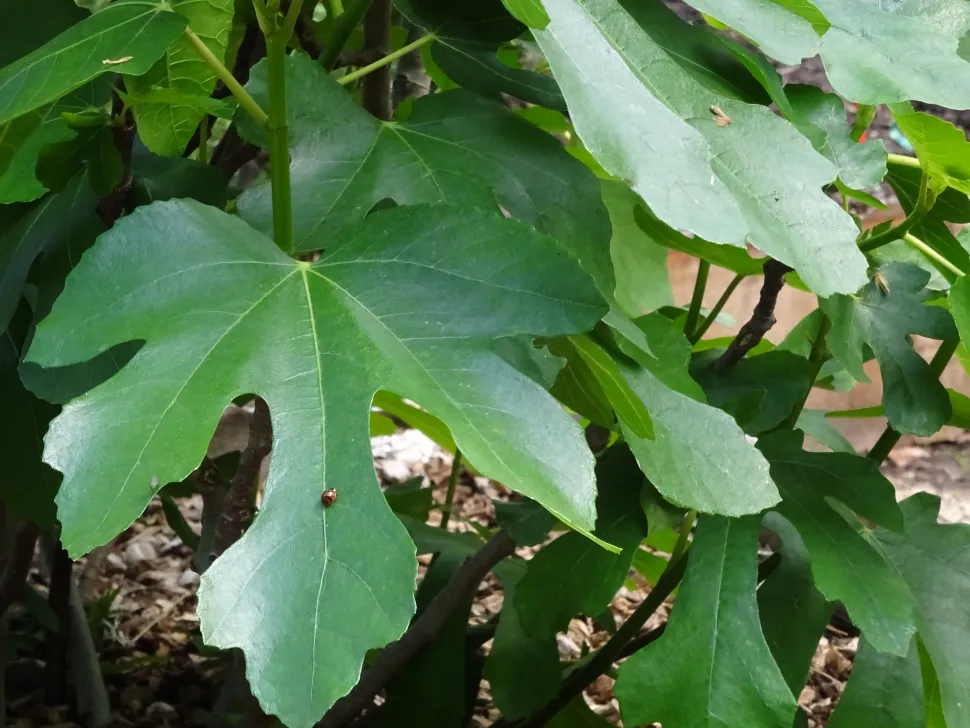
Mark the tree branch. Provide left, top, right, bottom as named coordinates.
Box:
left=714, top=260, right=791, bottom=372
left=496, top=553, right=688, bottom=728
left=209, top=398, right=272, bottom=564
left=0, top=522, right=39, bottom=618
left=96, top=79, right=135, bottom=227
left=318, top=530, right=517, bottom=727
left=360, top=0, right=392, bottom=120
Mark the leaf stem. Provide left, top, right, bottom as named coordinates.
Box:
left=337, top=32, right=436, bottom=86
left=867, top=335, right=959, bottom=463
left=670, top=509, right=696, bottom=563
left=439, top=450, right=462, bottom=530
left=184, top=27, right=268, bottom=127
left=782, top=313, right=831, bottom=429
left=858, top=170, right=933, bottom=252
left=689, top=273, right=744, bottom=344
left=887, top=153, right=922, bottom=169
left=684, top=260, right=710, bottom=340
left=903, top=233, right=967, bottom=278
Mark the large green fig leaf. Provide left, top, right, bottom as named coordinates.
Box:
left=0, top=0, right=86, bottom=69
left=679, top=0, right=820, bottom=65
left=874, top=493, right=970, bottom=728
left=615, top=514, right=796, bottom=728
left=126, top=0, right=234, bottom=156
left=892, top=107, right=970, bottom=194
left=0, top=0, right=187, bottom=127
left=828, top=637, right=926, bottom=728
left=533, top=0, right=865, bottom=296
left=759, top=432, right=915, bottom=655
left=820, top=262, right=957, bottom=436
left=684, top=0, right=970, bottom=109
left=236, top=53, right=610, bottom=279
left=26, top=200, right=607, bottom=725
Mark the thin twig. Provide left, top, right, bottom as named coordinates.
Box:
left=0, top=522, right=39, bottom=618
left=714, top=260, right=791, bottom=372
left=318, top=531, right=517, bottom=727
left=439, top=450, right=462, bottom=530
left=689, top=273, right=745, bottom=344
left=498, top=554, right=689, bottom=728
left=782, top=313, right=831, bottom=429
left=208, top=398, right=272, bottom=565
left=97, top=79, right=135, bottom=226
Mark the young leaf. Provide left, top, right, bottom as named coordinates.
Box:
left=126, top=0, right=234, bottom=156
left=603, top=181, right=673, bottom=318
left=874, top=493, right=970, bottom=728
left=501, top=0, right=549, bottom=28
left=513, top=446, right=648, bottom=637
left=399, top=0, right=565, bottom=111
left=827, top=637, right=926, bottom=728
left=820, top=262, right=957, bottom=436
left=758, top=432, right=916, bottom=656
left=236, top=53, right=610, bottom=283
left=758, top=512, right=832, bottom=694
left=0, top=0, right=187, bottom=127
left=534, top=0, right=866, bottom=297
left=615, top=514, right=797, bottom=728
left=786, top=84, right=887, bottom=191
left=26, top=201, right=607, bottom=725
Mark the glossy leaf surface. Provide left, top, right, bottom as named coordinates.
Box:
left=534, top=0, right=865, bottom=296
left=26, top=200, right=606, bottom=725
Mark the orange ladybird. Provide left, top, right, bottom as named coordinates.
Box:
left=321, top=488, right=338, bottom=508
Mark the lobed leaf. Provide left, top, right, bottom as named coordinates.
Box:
left=533, top=0, right=865, bottom=296
left=26, top=200, right=606, bottom=725
left=759, top=431, right=915, bottom=655
left=820, top=262, right=957, bottom=436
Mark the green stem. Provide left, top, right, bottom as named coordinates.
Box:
left=782, top=314, right=831, bottom=429
left=184, top=28, right=268, bottom=126
left=851, top=104, right=876, bottom=142
left=439, top=450, right=462, bottom=530
left=684, top=260, right=710, bottom=340
left=903, top=233, right=966, bottom=278
left=320, top=0, right=374, bottom=69
left=858, top=171, right=933, bottom=253
left=868, top=335, right=959, bottom=463
left=337, top=32, right=436, bottom=86
left=887, top=153, right=922, bottom=169
left=198, top=115, right=209, bottom=164
left=670, top=509, right=696, bottom=563
left=263, top=1, right=303, bottom=254
left=689, top=273, right=744, bottom=344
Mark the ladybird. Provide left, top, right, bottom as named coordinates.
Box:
left=321, top=488, right=338, bottom=508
